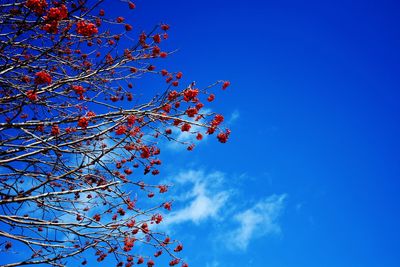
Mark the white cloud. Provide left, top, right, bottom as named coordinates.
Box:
left=162, top=170, right=230, bottom=225
left=159, top=169, right=288, bottom=254
left=225, top=194, right=287, bottom=251
left=228, top=109, right=240, bottom=125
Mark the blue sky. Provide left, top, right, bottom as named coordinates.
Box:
left=1, top=1, right=399, bottom=267
left=120, top=0, right=400, bottom=266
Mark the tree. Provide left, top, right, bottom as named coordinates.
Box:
left=0, top=1, right=231, bottom=266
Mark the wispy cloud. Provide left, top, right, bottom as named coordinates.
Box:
left=227, top=109, right=240, bottom=125
left=163, top=170, right=230, bottom=225
left=160, top=168, right=287, bottom=253
left=224, top=194, right=287, bottom=251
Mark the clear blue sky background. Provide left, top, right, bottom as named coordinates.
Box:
left=3, top=1, right=399, bottom=267
left=116, top=0, right=400, bottom=267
